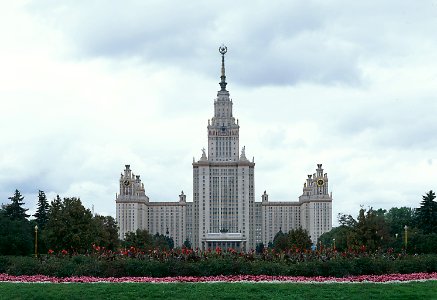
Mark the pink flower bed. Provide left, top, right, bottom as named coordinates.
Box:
left=1, top=273, right=436, bottom=283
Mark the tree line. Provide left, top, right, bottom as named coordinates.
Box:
left=1, top=189, right=435, bottom=256
left=254, top=190, right=437, bottom=254
left=0, top=189, right=174, bottom=256
left=318, top=190, right=437, bottom=253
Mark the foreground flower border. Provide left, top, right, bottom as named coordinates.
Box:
left=1, top=273, right=436, bottom=284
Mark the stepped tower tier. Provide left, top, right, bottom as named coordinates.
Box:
left=299, top=164, right=333, bottom=243
left=208, top=45, right=240, bottom=162
left=115, top=165, right=149, bottom=239
left=193, top=46, right=256, bottom=251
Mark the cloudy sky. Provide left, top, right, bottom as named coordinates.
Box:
left=1, top=1, right=436, bottom=224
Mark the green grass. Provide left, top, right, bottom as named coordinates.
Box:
left=1, top=282, right=437, bottom=300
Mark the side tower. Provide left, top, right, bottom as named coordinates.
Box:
left=192, top=46, right=256, bottom=251
left=299, top=164, right=332, bottom=243
left=115, top=165, right=149, bottom=239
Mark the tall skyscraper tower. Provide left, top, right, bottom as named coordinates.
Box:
left=192, top=46, right=255, bottom=251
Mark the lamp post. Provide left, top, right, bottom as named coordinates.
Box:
left=34, top=225, right=38, bottom=258
left=404, top=225, right=408, bottom=250
left=333, top=238, right=336, bottom=250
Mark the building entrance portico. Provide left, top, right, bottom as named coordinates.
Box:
left=202, top=232, right=246, bottom=251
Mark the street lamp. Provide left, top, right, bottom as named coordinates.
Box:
left=404, top=225, right=408, bottom=250
left=333, top=238, right=336, bottom=250
left=34, top=225, right=38, bottom=258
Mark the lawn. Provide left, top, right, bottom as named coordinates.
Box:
left=1, top=281, right=436, bottom=300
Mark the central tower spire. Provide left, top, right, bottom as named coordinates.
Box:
left=219, top=45, right=228, bottom=92
left=208, top=44, right=239, bottom=162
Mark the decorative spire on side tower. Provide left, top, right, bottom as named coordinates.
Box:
left=219, top=44, right=228, bottom=92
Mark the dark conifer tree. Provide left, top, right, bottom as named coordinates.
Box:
left=416, top=190, right=437, bottom=234
left=4, top=189, right=29, bottom=220
left=255, top=242, right=265, bottom=253
left=33, top=190, right=49, bottom=229
left=272, top=229, right=287, bottom=251
left=183, top=238, right=192, bottom=249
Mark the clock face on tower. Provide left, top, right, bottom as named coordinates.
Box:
left=123, top=180, right=130, bottom=187
left=317, top=179, right=324, bottom=187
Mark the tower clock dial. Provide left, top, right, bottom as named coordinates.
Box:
left=220, top=126, right=227, bottom=135
left=317, top=179, right=324, bottom=186
left=123, top=180, right=130, bottom=187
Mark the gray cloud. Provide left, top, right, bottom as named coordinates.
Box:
left=24, top=1, right=395, bottom=87
left=333, top=100, right=437, bottom=150
left=25, top=0, right=437, bottom=89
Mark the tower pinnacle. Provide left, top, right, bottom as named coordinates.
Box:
left=219, top=45, right=228, bottom=92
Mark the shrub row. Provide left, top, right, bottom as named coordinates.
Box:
left=1, top=255, right=437, bottom=278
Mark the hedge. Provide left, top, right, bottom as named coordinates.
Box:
left=1, top=254, right=437, bottom=278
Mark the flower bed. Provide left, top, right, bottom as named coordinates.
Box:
left=1, top=272, right=436, bottom=284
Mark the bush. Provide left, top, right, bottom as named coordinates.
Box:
left=1, top=256, right=40, bottom=275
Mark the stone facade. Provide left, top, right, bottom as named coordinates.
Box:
left=260, top=164, right=332, bottom=246
left=115, top=48, right=332, bottom=249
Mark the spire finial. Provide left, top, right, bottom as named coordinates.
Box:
left=219, top=44, right=228, bottom=91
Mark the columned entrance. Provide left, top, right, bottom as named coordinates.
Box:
left=202, top=232, right=246, bottom=252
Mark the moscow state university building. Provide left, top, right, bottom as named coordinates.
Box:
left=116, top=47, right=332, bottom=251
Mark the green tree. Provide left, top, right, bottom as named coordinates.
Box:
left=0, top=208, right=33, bottom=255
left=92, top=215, right=119, bottom=251
left=153, top=233, right=174, bottom=250
left=416, top=190, right=437, bottom=234
left=255, top=242, right=265, bottom=253
left=123, top=231, right=137, bottom=248
left=318, top=226, right=352, bottom=251
left=337, top=213, right=357, bottom=227
left=3, top=189, right=29, bottom=221
left=385, top=207, right=416, bottom=236
left=354, top=207, right=389, bottom=251
left=124, top=229, right=154, bottom=250
left=273, top=228, right=312, bottom=251
left=33, top=190, right=49, bottom=229
left=333, top=208, right=390, bottom=251
left=45, top=197, right=95, bottom=253
left=165, top=236, right=175, bottom=250
left=183, top=238, right=192, bottom=249
left=287, top=228, right=312, bottom=250
left=272, top=229, right=287, bottom=251
left=409, top=232, right=437, bottom=254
